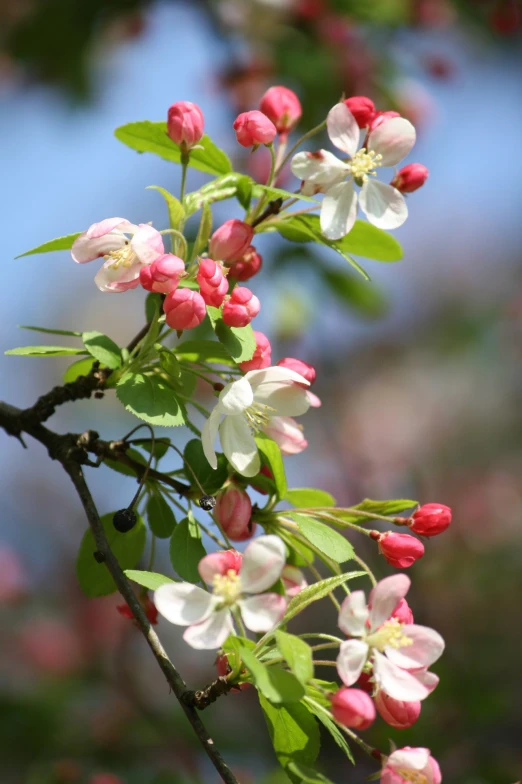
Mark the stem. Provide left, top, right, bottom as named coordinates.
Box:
left=160, top=228, right=188, bottom=260
left=352, top=553, right=377, bottom=587
left=266, top=143, right=277, bottom=187
left=275, top=119, right=327, bottom=176
left=277, top=527, right=340, bottom=611
left=304, top=696, right=382, bottom=762
left=274, top=139, right=287, bottom=172
left=147, top=534, right=156, bottom=572
left=180, top=153, right=189, bottom=201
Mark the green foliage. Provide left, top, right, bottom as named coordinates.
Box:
left=16, top=232, right=81, bottom=258
left=158, top=347, right=182, bottom=379
left=240, top=647, right=305, bottom=704
left=285, top=489, right=336, bottom=508
left=256, top=433, right=287, bottom=499
left=135, top=438, right=171, bottom=460
left=19, top=325, right=82, bottom=337
left=252, top=184, right=318, bottom=204
left=62, top=357, right=96, bottom=382
left=146, top=493, right=177, bottom=538
left=305, top=693, right=354, bottom=763
left=183, top=438, right=229, bottom=494
left=282, top=572, right=364, bottom=624
left=82, top=330, right=122, bottom=369
left=259, top=694, right=320, bottom=772
left=184, top=173, right=250, bottom=215
left=287, top=763, right=335, bottom=784
left=76, top=513, right=146, bottom=597
left=175, top=339, right=235, bottom=366
left=275, top=632, right=314, bottom=685
left=192, top=202, right=213, bottom=258
left=124, top=570, right=177, bottom=591
left=103, top=447, right=147, bottom=477
left=322, top=269, right=387, bottom=318
left=116, top=372, right=186, bottom=426
left=147, top=185, right=185, bottom=231
left=169, top=517, right=206, bottom=583
left=5, top=345, right=87, bottom=357
left=290, top=514, right=354, bottom=563
left=145, top=292, right=164, bottom=322
left=207, top=306, right=256, bottom=363
left=337, top=498, right=417, bottom=523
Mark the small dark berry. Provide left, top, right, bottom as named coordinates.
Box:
left=199, top=495, right=216, bottom=511
left=113, top=508, right=138, bottom=532
left=93, top=550, right=105, bottom=563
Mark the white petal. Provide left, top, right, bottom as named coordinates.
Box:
left=240, top=535, right=287, bottom=594
left=385, top=625, right=445, bottom=669
left=183, top=608, right=234, bottom=650
left=201, top=405, right=222, bottom=470
left=338, top=590, right=369, bottom=637
left=336, top=639, right=369, bottom=686
left=372, top=651, right=431, bottom=701
left=93, top=258, right=143, bottom=293
left=220, top=415, right=260, bottom=477
left=154, top=583, right=217, bottom=626
left=218, top=377, right=254, bottom=415
left=86, top=217, right=136, bottom=238
left=320, top=181, right=358, bottom=241
left=290, top=149, right=349, bottom=189
left=246, top=366, right=310, bottom=389
left=410, top=668, right=439, bottom=694
left=263, top=416, right=307, bottom=455
left=131, top=223, right=164, bottom=264
left=368, top=117, right=416, bottom=167
left=359, top=180, right=408, bottom=230
left=239, top=594, right=286, bottom=633
left=369, top=574, right=410, bottom=631
left=71, top=231, right=126, bottom=264
left=327, top=103, right=360, bottom=157
left=387, top=747, right=430, bottom=772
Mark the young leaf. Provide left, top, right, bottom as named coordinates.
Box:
left=145, top=292, right=164, bottom=322
left=134, top=438, right=171, bottom=460
left=5, top=346, right=88, bottom=357
left=103, top=447, right=148, bottom=477
left=282, top=572, right=365, bottom=624
left=240, top=647, right=305, bottom=704
left=16, top=232, right=81, bottom=259
left=63, top=357, right=96, bottom=383
left=259, top=694, right=320, bottom=770
left=335, top=498, right=418, bottom=524
left=286, top=763, right=335, bottom=784
left=252, top=184, right=317, bottom=204
left=184, top=173, right=248, bottom=216
left=146, top=494, right=177, bottom=538
left=159, top=348, right=182, bottom=379
left=124, top=570, right=177, bottom=591
left=147, top=185, right=185, bottom=231
left=322, top=269, right=387, bottom=318
left=285, top=489, right=336, bottom=508
left=76, top=513, right=146, bottom=597
left=169, top=517, right=206, bottom=583
left=19, top=325, right=82, bottom=337
left=82, top=331, right=122, bottom=369
left=256, top=433, right=287, bottom=499
left=175, top=339, right=235, bottom=366
left=192, top=202, right=213, bottom=259
left=275, top=631, right=314, bottom=685
left=206, top=306, right=256, bottom=363
left=183, top=438, right=228, bottom=495
left=304, top=697, right=354, bottom=763
left=290, top=514, right=354, bottom=564
left=338, top=219, right=403, bottom=261
left=116, top=372, right=186, bottom=427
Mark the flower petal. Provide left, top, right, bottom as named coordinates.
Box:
left=327, top=103, right=360, bottom=157
left=246, top=366, right=310, bottom=389
left=131, top=224, right=164, bottom=264
left=320, top=181, right=358, bottom=241
left=202, top=405, right=222, bottom=469
left=86, top=217, right=137, bottom=239
left=198, top=550, right=242, bottom=584
left=368, top=117, right=416, bottom=167
left=183, top=608, right=234, bottom=650
left=306, top=390, right=322, bottom=408
left=240, top=535, right=287, bottom=594
left=93, top=258, right=143, bottom=293
left=387, top=747, right=431, bottom=772
left=238, top=593, right=286, bottom=633
left=218, top=377, right=254, bottom=415
left=410, top=668, right=439, bottom=694
left=290, top=149, right=349, bottom=190
left=220, top=415, right=260, bottom=477
left=338, top=590, right=369, bottom=637
left=359, top=180, right=408, bottom=230
left=71, top=231, right=126, bottom=264
left=336, top=639, right=369, bottom=686
left=154, top=583, right=217, bottom=626
left=369, top=574, right=410, bottom=631
left=372, top=651, right=432, bottom=701
left=385, top=625, right=445, bottom=669
left=247, top=367, right=311, bottom=417
left=263, top=416, right=308, bottom=455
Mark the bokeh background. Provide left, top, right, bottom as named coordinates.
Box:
left=1, top=1, right=522, bottom=783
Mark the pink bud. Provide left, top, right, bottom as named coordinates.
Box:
left=344, top=96, right=376, bottom=128
left=391, top=598, right=414, bottom=625
left=250, top=464, right=275, bottom=495
left=163, top=288, right=206, bottom=330
left=369, top=110, right=401, bottom=131
left=391, top=163, right=429, bottom=194
left=281, top=564, right=307, bottom=597
left=209, top=220, right=254, bottom=263
left=214, top=486, right=254, bottom=541
left=239, top=330, right=272, bottom=372
left=373, top=531, right=425, bottom=568
left=374, top=691, right=421, bottom=730
left=197, top=258, right=229, bottom=307
left=408, top=503, right=451, bottom=537
left=259, top=86, right=302, bottom=138
left=228, top=245, right=263, bottom=282
left=357, top=671, right=374, bottom=694
left=167, top=101, right=204, bottom=150
left=139, top=253, right=185, bottom=294
left=330, top=687, right=376, bottom=730
left=276, top=357, right=316, bottom=385
left=263, top=416, right=308, bottom=455
left=222, top=287, right=261, bottom=328
left=233, top=110, right=277, bottom=147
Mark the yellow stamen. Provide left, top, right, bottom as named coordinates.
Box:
left=349, top=148, right=383, bottom=184
left=212, top=570, right=241, bottom=605
left=366, top=618, right=412, bottom=652
left=103, top=242, right=136, bottom=270
left=395, top=770, right=428, bottom=784
left=244, top=402, right=275, bottom=434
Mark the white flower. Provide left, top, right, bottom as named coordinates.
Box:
left=381, top=747, right=442, bottom=784
left=202, top=367, right=311, bottom=477
left=336, top=574, right=444, bottom=701
left=154, top=536, right=287, bottom=650
left=291, top=103, right=416, bottom=240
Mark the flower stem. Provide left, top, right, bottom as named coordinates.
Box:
left=180, top=152, right=189, bottom=202
left=266, top=143, right=277, bottom=188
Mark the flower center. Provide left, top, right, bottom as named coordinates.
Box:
left=349, top=148, right=382, bottom=185
left=366, top=618, right=413, bottom=652
left=394, top=770, right=428, bottom=784
left=212, top=570, right=242, bottom=605
left=244, top=402, right=275, bottom=434
left=104, top=242, right=136, bottom=270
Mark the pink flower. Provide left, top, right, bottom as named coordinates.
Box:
left=281, top=564, right=307, bottom=597
left=391, top=163, right=429, bottom=194
left=330, top=687, right=376, bottom=730
left=167, top=101, right=204, bottom=150
left=344, top=96, right=376, bottom=128
left=374, top=531, right=425, bottom=568
left=214, top=485, right=254, bottom=541
left=233, top=110, right=277, bottom=148
left=239, top=330, right=272, bottom=372
left=228, top=246, right=263, bottom=282
left=209, top=220, right=254, bottom=263
left=276, top=357, right=316, bottom=385
left=381, top=747, right=442, bottom=784
left=408, top=503, right=451, bottom=537
left=139, top=253, right=185, bottom=294
left=163, top=288, right=207, bottom=330
left=374, top=691, right=421, bottom=729
left=259, top=86, right=302, bottom=139
left=197, top=258, right=229, bottom=307
left=71, top=218, right=164, bottom=292
left=370, top=110, right=401, bottom=131
left=263, top=415, right=308, bottom=455
left=222, top=287, right=261, bottom=328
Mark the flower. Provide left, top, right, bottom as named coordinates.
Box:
left=154, top=536, right=287, bottom=649
left=330, top=687, right=376, bottom=729
left=276, top=357, right=316, bottom=385
left=167, top=101, right=204, bottom=150
left=139, top=253, right=185, bottom=294
left=214, top=485, right=254, bottom=541
left=336, top=574, right=444, bottom=701
left=239, top=330, right=272, bottom=372
left=202, top=366, right=311, bottom=476
left=259, top=86, right=302, bottom=139
left=291, top=102, right=416, bottom=239
left=373, top=690, right=421, bottom=729
left=381, top=747, right=442, bottom=784
left=233, top=110, right=277, bottom=147
left=263, top=415, right=308, bottom=455
left=71, top=218, right=164, bottom=292
left=222, top=286, right=261, bottom=327
left=197, top=258, right=229, bottom=307
left=209, top=220, right=254, bottom=263
left=408, top=503, right=451, bottom=536
left=163, top=288, right=207, bottom=330
left=373, top=531, right=425, bottom=568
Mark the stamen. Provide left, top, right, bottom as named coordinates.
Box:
left=212, top=569, right=242, bottom=605
left=244, top=402, right=276, bottom=434
left=366, top=618, right=412, bottom=652
left=395, top=770, right=428, bottom=784
left=349, top=148, right=383, bottom=185
left=103, top=243, right=136, bottom=270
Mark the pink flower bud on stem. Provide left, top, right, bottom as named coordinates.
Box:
left=228, top=246, right=263, bottom=281
left=167, top=101, right=204, bottom=151
left=408, top=503, right=451, bottom=536
left=214, top=485, right=255, bottom=541
left=163, top=288, right=206, bottom=330
left=233, top=110, right=277, bottom=148
left=197, top=258, right=229, bottom=307
left=276, top=357, right=316, bottom=385
left=259, top=86, right=302, bottom=141
left=239, top=331, right=272, bottom=372
left=371, top=530, right=425, bottom=568
left=209, top=220, right=254, bottom=263
left=222, top=287, right=261, bottom=327
left=139, top=254, right=185, bottom=294
left=374, top=691, right=421, bottom=730
left=330, top=687, right=376, bottom=730
left=391, top=163, right=429, bottom=193
left=343, top=96, right=376, bottom=128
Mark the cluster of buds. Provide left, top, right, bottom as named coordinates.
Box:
left=370, top=503, right=452, bottom=569
left=233, top=85, right=301, bottom=148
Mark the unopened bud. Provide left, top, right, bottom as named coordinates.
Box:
left=259, top=86, right=302, bottom=139
left=214, top=486, right=254, bottom=541
left=222, top=287, right=261, bottom=328
left=163, top=288, right=206, bottom=330
left=209, top=220, right=254, bottom=263
left=167, top=101, right=204, bottom=151
left=239, top=330, right=272, bottom=372
left=276, top=357, right=316, bottom=384
left=197, top=258, right=229, bottom=307
left=139, top=254, right=185, bottom=294
left=374, top=531, right=425, bottom=568
left=344, top=96, right=376, bottom=128
left=330, top=687, right=376, bottom=730
left=233, top=110, right=277, bottom=148
left=374, top=691, right=421, bottom=730
left=391, top=163, right=429, bottom=194
left=408, top=503, right=451, bottom=537
left=228, top=245, right=263, bottom=282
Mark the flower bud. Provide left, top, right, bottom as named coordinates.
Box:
left=369, top=110, right=401, bottom=131
left=209, top=220, right=254, bottom=263
left=233, top=110, right=277, bottom=147
left=139, top=253, right=185, bottom=294
left=250, top=464, right=275, bottom=495
left=373, top=531, right=425, bottom=568
left=408, top=503, right=451, bottom=537
left=357, top=670, right=374, bottom=694
left=228, top=245, right=263, bottom=282
left=163, top=288, right=206, bottom=330
left=343, top=96, right=375, bottom=128
left=374, top=691, right=421, bottom=730
left=330, top=687, right=376, bottom=730
left=214, top=486, right=254, bottom=541
left=259, top=86, right=302, bottom=138
left=239, top=330, right=272, bottom=372
left=391, top=598, right=414, bottom=625
left=263, top=415, right=308, bottom=455
left=222, top=287, right=261, bottom=327
left=117, top=595, right=158, bottom=625
left=281, top=564, right=307, bottom=597
left=197, top=258, right=229, bottom=307
left=276, top=357, right=316, bottom=385
left=167, top=101, right=204, bottom=150
left=391, top=163, right=429, bottom=194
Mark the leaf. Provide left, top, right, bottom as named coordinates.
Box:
left=240, top=648, right=304, bottom=704
left=19, top=325, right=82, bottom=337
left=305, top=696, right=354, bottom=763
left=338, top=219, right=403, bottom=262
left=207, top=306, right=256, bottom=363
left=147, top=185, right=185, bottom=231
left=63, top=357, right=96, bottom=383
left=192, top=202, right=213, bottom=258
left=159, top=348, right=182, bottom=379
left=124, top=570, right=177, bottom=591
left=175, top=339, right=235, bottom=366
left=287, top=763, right=336, bottom=784
left=146, top=494, right=177, bottom=538
left=16, top=232, right=81, bottom=259
left=103, top=447, right=148, bottom=477
left=275, top=632, right=314, bottom=685
left=145, top=292, right=164, bottom=323
left=284, top=534, right=315, bottom=568
left=5, top=346, right=88, bottom=357
left=169, top=517, right=206, bottom=583
left=135, top=438, right=171, bottom=460
left=337, top=498, right=417, bottom=523
left=76, top=513, right=146, bottom=597
left=82, top=331, right=122, bottom=369
left=259, top=694, right=320, bottom=770
left=256, top=433, right=287, bottom=500
left=116, top=372, right=186, bottom=427
left=183, top=439, right=228, bottom=495
left=184, top=173, right=248, bottom=216
left=290, top=514, right=354, bottom=564
left=282, top=572, right=365, bottom=624
left=322, top=269, right=387, bottom=318
left=114, top=122, right=232, bottom=176
left=285, top=489, right=335, bottom=508
left=252, top=184, right=318, bottom=204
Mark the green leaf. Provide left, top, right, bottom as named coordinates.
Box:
left=147, top=185, right=185, bottom=231
left=290, top=514, right=354, bottom=564
left=240, top=648, right=305, bottom=704
left=76, top=513, right=146, bottom=597
left=337, top=219, right=403, bottom=261
left=184, top=173, right=248, bottom=216
left=82, top=331, right=122, bottom=369
left=282, top=572, right=365, bottom=624
left=192, top=202, right=213, bottom=258
left=207, top=306, right=256, bottom=363
left=159, top=348, right=182, bottom=379
left=19, top=325, right=82, bottom=337
left=256, top=433, right=287, bottom=500
left=252, top=184, right=318, bottom=204
left=114, top=122, right=232, bottom=176
left=145, top=292, right=164, bottom=322
left=322, top=269, right=387, bottom=318
left=285, top=489, right=335, bottom=508
left=183, top=439, right=228, bottom=495
left=124, top=570, right=177, bottom=591
left=275, top=632, right=314, bottom=685
left=287, top=763, right=335, bottom=784
left=337, top=498, right=417, bottom=523
left=135, top=438, right=171, bottom=460
left=176, top=339, right=235, bottom=366
left=16, top=232, right=81, bottom=259
left=259, top=694, right=320, bottom=770
left=116, top=372, right=186, bottom=427
left=103, top=447, right=147, bottom=477
left=169, top=517, right=206, bottom=583
left=305, top=696, right=354, bottom=763
left=284, top=534, right=315, bottom=568
left=62, top=357, right=96, bottom=383
left=5, top=346, right=88, bottom=357
left=137, top=315, right=161, bottom=362
left=146, top=494, right=177, bottom=538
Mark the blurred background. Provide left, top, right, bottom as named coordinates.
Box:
left=1, top=1, right=522, bottom=782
